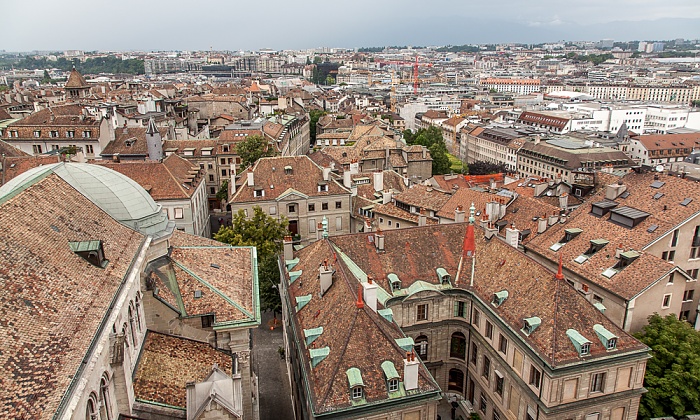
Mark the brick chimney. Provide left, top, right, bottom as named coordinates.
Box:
left=362, top=276, right=378, bottom=312
left=355, top=283, right=364, bottom=309
left=283, top=236, right=294, bottom=261
left=403, top=351, right=419, bottom=391
left=484, top=222, right=499, bottom=240
left=319, top=259, right=333, bottom=296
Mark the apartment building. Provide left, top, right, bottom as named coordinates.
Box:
left=479, top=78, right=541, bottom=95
left=526, top=171, right=700, bottom=331
left=279, top=217, right=649, bottom=420
left=517, top=137, right=635, bottom=183
left=462, top=126, right=526, bottom=171
left=628, top=133, right=700, bottom=166
left=3, top=104, right=112, bottom=158
left=228, top=156, right=352, bottom=244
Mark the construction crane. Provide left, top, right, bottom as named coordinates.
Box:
left=375, top=56, right=433, bottom=94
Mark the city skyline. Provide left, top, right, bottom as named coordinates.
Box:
left=2, top=0, right=699, bottom=52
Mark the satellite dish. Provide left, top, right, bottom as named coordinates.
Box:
left=655, top=165, right=664, bottom=172
left=546, top=191, right=553, bottom=196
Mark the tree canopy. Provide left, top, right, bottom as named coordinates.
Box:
left=403, top=126, right=451, bottom=175
left=1, top=55, right=144, bottom=74
left=467, top=161, right=509, bottom=175
left=633, top=314, right=700, bottom=419
left=309, top=109, right=327, bottom=145
left=214, top=207, right=289, bottom=314
left=235, top=134, right=273, bottom=167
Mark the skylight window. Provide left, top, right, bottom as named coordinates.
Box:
left=681, top=198, right=693, bottom=206
left=650, top=181, right=665, bottom=189
left=653, top=193, right=664, bottom=200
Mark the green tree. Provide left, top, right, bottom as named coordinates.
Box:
left=633, top=314, right=700, bottom=419
left=325, top=75, right=335, bottom=85
left=404, top=126, right=451, bottom=175
left=42, top=70, right=52, bottom=84
left=309, top=109, right=327, bottom=145
left=216, top=180, right=229, bottom=202
left=214, top=207, right=289, bottom=315
left=235, top=134, right=273, bottom=167
left=468, top=161, right=509, bottom=175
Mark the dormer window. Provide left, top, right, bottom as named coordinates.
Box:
left=284, top=165, right=293, bottom=175
left=550, top=228, right=582, bottom=251
left=346, top=367, right=365, bottom=401
left=591, top=200, right=618, bottom=217
left=593, top=324, right=618, bottom=351
left=388, top=273, right=401, bottom=292
left=576, top=239, right=609, bottom=263
left=566, top=329, right=592, bottom=357
left=609, top=206, right=649, bottom=228
left=69, top=240, right=109, bottom=268
left=83, top=130, right=92, bottom=138
left=352, top=386, right=363, bottom=400
left=436, top=268, right=451, bottom=285
left=388, top=378, right=399, bottom=392
left=34, top=130, right=41, bottom=137
left=580, top=342, right=590, bottom=355
left=522, top=316, right=541, bottom=336
left=492, top=290, right=508, bottom=307
left=50, top=130, right=59, bottom=138
left=254, top=188, right=265, bottom=197
left=318, top=182, right=328, bottom=192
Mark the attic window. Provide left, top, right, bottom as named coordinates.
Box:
left=614, top=251, right=639, bottom=270
left=318, top=182, right=328, bottom=192
left=566, top=329, right=592, bottom=357
left=492, top=290, right=508, bottom=307
left=69, top=240, right=109, bottom=268
left=381, top=361, right=400, bottom=393
left=254, top=188, right=265, bottom=197
left=346, top=367, right=365, bottom=399
left=609, top=206, right=649, bottom=228
left=681, top=198, right=693, bottom=206
left=388, top=273, right=401, bottom=291
left=647, top=224, right=658, bottom=233
left=591, top=200, right=618, bottom=217
left=593, top=324, right=618, bottom=350
left=650, top=180, right=665, bottom=189
left=619, top=191, right=630, bottom=199
left=653, top=192, right=664, bottom=200
left=124, top=138, right=137, bottom=147
left=550, top=228, right=582, bottom=251
left=436, top=268, right=451, bottom=285
left=284, top=165, right=293, bottom=175
left=342, top=152, right=348, bottom=158
left=522, top=316, right=541, bottom=336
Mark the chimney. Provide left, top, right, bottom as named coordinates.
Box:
left=418, top=209, right=427, bottom=227
left=230, top=163, right=237, bottom=195
left=350, top=159, right=359, bottom=174
left=422, top=146, right=427, bottom=159
left=374, top=229, right=385, bottom=252
left=373, top=171, right=384, bottom=192
left=534, top=134, right=540, bottom=145
left=498, top=198, right=507, bottom=219
left=605, top=183, right=627, bottom=201
left=362, top=276, right=378, bottom=312
left=548, top=211, right=559, bottom=226
left=363, top=217, right=373, bottom=233
left=555, top=254, right=564, bottom=281
left=382, top=190, right=392, bottom=204
left=247, top=171, right=254, bottom=187
left=283, top=236, right=294, bottom=261
left=355, top=283, right=365, bottom=309
left=319, top=260, right=333, bottom=296
left=454, top=205, right=465, bottom=223
left=485, top=222, right=499, bottom=239
left=489, top=178, right=496, bottom=190
left=322, top=166, right=331, bottom=181
left=351, top=184, right=357, bottom=197
left=343, top=171, right=352, bottom=188
left=146, top=116, right=162, bottom=161
left=316, top=222, right=324, bottom=241
left=615, top=244, right=624, bottom=259
left=558, top=193, right=568, bottom=212
left=403, top=351, right=419, bottom=390
left=505, top=224, right=519, bottom=248
left=537, top=217, right=548, bottom=234
left=559, top=212, right=567, bottom=223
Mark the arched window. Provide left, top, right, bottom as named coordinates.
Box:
left=134, top=294, right=142, bottom=332
left=448, top=368, right=465, bottom=393
left=99, top=374, right=112, bottom=420
left=450, top=332, right=467, bottom=359
left=414, top=335, right=428, bottom=360
left=128, top=303, right=137, bottom=347
left=86, top=393, right=99, bottom=420
left=121, top=323, right=129, bottom=348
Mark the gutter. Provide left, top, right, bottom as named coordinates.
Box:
left=53, top=236, right=151, bottom=420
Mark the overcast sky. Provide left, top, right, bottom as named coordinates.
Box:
left=2, top=0, right=699, bottom=52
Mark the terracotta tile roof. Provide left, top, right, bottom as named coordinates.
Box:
left=519, top=141, right=635, bottom=171
left=101, top=126, right=168, bottom=157
left=162, top=139, right=220, bottom=157
left=0, top=108, right=12, bottom=120
left=329, top=224, right=646, bottom=367
left=353, top=170, right=407, bottom=201
left=518, top=111, right=569, bottom=129
left=0, top=174, right=145, bottom=418
left=372, top=202, right=439, bottom=225
left=219, top=129, right=262, bottom=142
left=97, top=154, right=203, bottom=200
left=1, top=155, right=60, bottom=185
left=284, top=240, right=439, bottom=414
left=632, top=133, right=700, bottom=151
left=64, top=68, right=89, bottom=88
left=526, top=171, right=700, bottom=299
left=422, top=110, right=448, bottom=120
left=436, top=187, right=505, bottom=220
left=230, top=156, right=350, bottom=203
left=132, top=331, right=233, bottom=409
left=429, top=174, right=472, bottom=192
left=441, top=116, right=465, bottom=128
left=392, top=184, right=451, bottom=212
left=10, top=104, right=99, bottom=127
